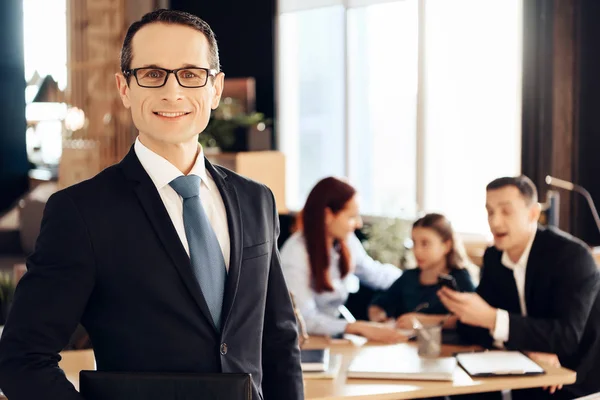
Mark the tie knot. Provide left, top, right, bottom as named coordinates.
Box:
left=169, top=175, right=201, bottom=199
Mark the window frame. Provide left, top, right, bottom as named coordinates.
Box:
left=275, top=0, right=523, bottom=235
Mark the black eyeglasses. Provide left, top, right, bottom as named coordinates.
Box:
left=123, top=67, right=218, bottom=88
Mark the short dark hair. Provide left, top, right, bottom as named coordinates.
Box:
left=120, top=9, right=220, bottom=77
left=486, top=176, right=538, bottom=205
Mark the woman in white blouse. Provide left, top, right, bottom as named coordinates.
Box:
left=281, top=177, right=406, bottom=343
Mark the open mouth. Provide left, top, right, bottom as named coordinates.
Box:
left=153, top=111, right=192, bottom=118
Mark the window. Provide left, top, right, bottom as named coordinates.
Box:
left=23, top=0, right=68, bottom=167
left=277, top=0, right=522, bottom=234
left=23, top=0, right=68, bottom=94
left=347, top=1, right=419, bottom=217
left=278, top=6, right=346, bottom=211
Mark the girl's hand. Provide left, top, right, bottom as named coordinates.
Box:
left=346, top=321, right=409, bottom=344
left=368, top=305, right=388, bottom=322
left=395, top=313, right=429, bottom=329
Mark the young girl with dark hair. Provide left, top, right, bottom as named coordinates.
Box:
left=369, top=213, right=476, bottom=329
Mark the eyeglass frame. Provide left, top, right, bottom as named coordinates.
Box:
left=122, top=66, right=219, bottom=88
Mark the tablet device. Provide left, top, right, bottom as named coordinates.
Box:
left=301, top=348, right=330, bottom=372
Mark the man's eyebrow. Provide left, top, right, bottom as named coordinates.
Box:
left=136, top=64, right=204, bottom=69
left=485, top=201, right=513, bottom=209
left=137, top=64, right=162, bottom=69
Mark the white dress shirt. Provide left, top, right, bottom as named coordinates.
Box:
left=134, top=138, right=230, bottom=270
left=280, top=232, right=402, bottom=336
left=492, top=229, right=537, bottom=346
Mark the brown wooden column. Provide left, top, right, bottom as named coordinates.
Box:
left=62, top=0, right=133, bottom=188
left=550, top=0, right=578, bottom=232
left=522, top=0, right=579, bottom=233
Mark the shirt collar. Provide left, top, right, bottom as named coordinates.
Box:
left=501, top=228, right=537, bottom=270
left=134, top=137, right=210, bottom=191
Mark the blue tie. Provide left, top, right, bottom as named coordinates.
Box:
left=169, top=175, right=227, bottom=330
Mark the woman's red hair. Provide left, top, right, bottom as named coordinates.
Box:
left=298, top=177, right=356, bottom=293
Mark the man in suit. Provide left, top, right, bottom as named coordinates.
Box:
left=0, top=9, right=303, bottom=400
left=439, top=176, right=600, bottom=399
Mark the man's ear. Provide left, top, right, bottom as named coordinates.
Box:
left=115, top=73, right=131, bottom=109
left=530, top=201, right=542, bottom=223
left=211, top=72, right=225, bottom=110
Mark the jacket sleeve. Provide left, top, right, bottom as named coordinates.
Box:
left=261, top=188, right=304, bottom=400
left=0, top=190, right=95, bottom=400
left=506, top=245, right=600, bottom=358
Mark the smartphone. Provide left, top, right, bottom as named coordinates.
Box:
left=438, top=273, right=460, bottom=292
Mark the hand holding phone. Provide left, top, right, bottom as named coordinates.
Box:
left=438, top=273, right=461, bottom=292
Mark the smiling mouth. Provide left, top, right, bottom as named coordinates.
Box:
left=153, top=111, right=191, bottom=118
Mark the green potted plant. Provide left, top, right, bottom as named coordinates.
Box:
left=361, top=217, right=414, bottom=269
left=0, top=271, right=15, bottom=325
left=200, top=97, right=271, bottom=152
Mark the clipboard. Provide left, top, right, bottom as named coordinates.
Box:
left=456, top=351, right=546, bottom=377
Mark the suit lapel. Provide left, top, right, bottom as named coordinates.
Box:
left=119, top=147, right=216, bottom=331
left=204, top=159, right=243, bottom=333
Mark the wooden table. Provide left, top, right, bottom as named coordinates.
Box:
left=58, top=349, right=96, bottom=391
left=303, top=336, right=577, bottom=400
left=0, top=337, right=576, bottom=400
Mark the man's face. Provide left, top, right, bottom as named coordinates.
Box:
left=486, top=186, right=539, bottom=252
left=115, top=23, right=224, bottom=149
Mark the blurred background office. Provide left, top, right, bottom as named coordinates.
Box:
left=1, top=0, right=600, bottom=323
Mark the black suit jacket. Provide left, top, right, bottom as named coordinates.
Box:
left=458, top=226, right=600, bottom=397
left=0, top=148, right=304, bottom=400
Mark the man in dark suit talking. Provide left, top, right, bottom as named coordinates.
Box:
left=439, top=176, right=600, bottom=399
left=0, top=9, right=303, bottom=400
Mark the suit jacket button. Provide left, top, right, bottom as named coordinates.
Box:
left=220, top=343, right=228, bottom=355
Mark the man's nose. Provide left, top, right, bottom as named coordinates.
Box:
left=160, top=73, right=184, bottom=101
left=488, top=214, right=501, bottom=229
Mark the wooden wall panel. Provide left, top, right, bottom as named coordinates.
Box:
left=522, top=0, right=579, bottom=234
left=63, top=0, right=133, bottom=188
left=551, top=0, right=577, bottom=232
left=572, top=0, right=600, bottom=244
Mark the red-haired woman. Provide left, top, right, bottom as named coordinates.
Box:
left=281, top=177, right=406, bottom=343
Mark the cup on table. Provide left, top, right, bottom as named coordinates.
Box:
left=416, top=324, right=442, bottom=358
